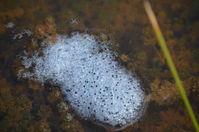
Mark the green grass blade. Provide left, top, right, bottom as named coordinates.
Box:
left=144, top=1, right=199, bottom=132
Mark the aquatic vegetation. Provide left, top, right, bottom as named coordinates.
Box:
left=0, top=78, right=33, bottom=132
left=120, top=54, right=129, bottom=62
left=28, top=81, right=44, bottom=91
left=144, top=1, right=199, bottom=131
left=64, top=113, right=73, bottom=122
left=37, top=105, right=52, bottom=119
left=0, top=23, right=6, bottom=34
left=57, top=102, right=69, bottom=113
left=136, top=108, right=195, bottom=132
left=32, top=119, right=52, bottom=132
left=0, top=8, right=24, bottom=22
left=148, top=79, right=179, bottom=105
left=19, top=33, right=146, bottom=130
left=34, top=16, right=57, bottom=42
left=47, top=89, right=62, bottom=103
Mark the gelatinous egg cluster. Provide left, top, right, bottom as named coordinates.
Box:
left=20, top=33, right=145, bottom=129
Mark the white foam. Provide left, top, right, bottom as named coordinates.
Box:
left=20, top=33, right=145, bottom=129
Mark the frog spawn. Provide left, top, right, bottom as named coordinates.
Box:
left=20, top=33, right=146, bottom=130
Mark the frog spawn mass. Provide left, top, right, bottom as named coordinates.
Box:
left=20, top=33, right=145, bottom=130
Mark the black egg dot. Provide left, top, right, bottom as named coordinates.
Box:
left=66, top=89, right=71, bottom=92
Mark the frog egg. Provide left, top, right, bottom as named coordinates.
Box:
left=20, top=33, right=146, bottom=130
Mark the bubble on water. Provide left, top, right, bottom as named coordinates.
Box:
left=5, top=22, right=15, bottom=28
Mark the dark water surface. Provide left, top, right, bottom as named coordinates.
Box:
left=0, top=0, right=199, bottom=132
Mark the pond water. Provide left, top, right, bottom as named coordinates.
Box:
left=0, top=0, right=199, bottom=132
